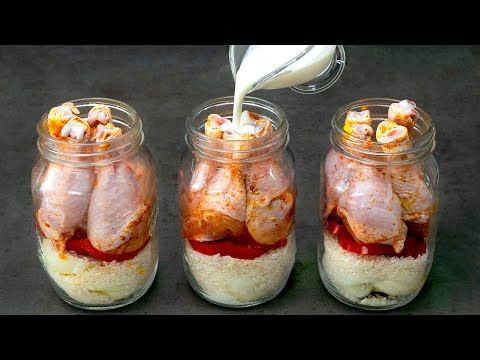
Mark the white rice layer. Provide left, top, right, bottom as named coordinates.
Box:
left=322, top=232, right=428, bottom=306
left=185, top=232, right=296, bottom=306
left=40, top=237, right=157, bottom=306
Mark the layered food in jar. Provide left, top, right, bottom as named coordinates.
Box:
left=319, top=99, right=438, bottom=309
left=179, top=98, right=296, bottom=307
left=32, top=99, right=158, bottom=309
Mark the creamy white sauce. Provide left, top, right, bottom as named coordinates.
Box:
left=232, top=45, right=336, bottom=128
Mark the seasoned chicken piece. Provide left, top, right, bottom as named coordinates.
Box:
left=190, top=159, right=215, bottom=193
left=245, top=160, right=294, bottom=244
left=200, top=166, right=246, bottom=221
left=87, top=161, right=154, bottom=253
left=376, top=120, right=409, bottom=144
left=129, top=156, right=157, bottom=207
left=351, top=123, right=374, bottom=140
left=205, top=114, right=233, bottom=139
left=37, top=163, right=95, bottom=252
left=340, top=110, right=374, bottom=153
left=376, top=120, right=410, bottom=153
left=222, top=110, right=273, bottom=140
left=91, top=123, right=122, bottom=142
left=323, top=149, right=355, bottom=218
left=60, top=117, right=91, bottom=143
left=388, top=100, right=418, bottom=129
left=238, top=110, right=273, bottom=138
left=377, top=114, right=434, bottom=224
left=222, top=130, right=254, bottom=160
left=337, top=165, right=407, bottom=253
left=202, top=111, right=293, bottom=244
left=182, top=165, right=246, bottom=241
left=388, top=164, right=433, bottom=224
left=47, top=102, right=80, bottom=137
left=222, top=132, right=254, bottom=141
left=87, top=105, right=112, bottom=127
left=182, top=111, right=281, bottom=242
left=343, top=110, right=372, bottom=135
left=222, top=111, right=273, bottom=159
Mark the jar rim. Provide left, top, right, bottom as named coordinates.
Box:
left=185, top=96, right=290, bottom=162
left=331, top=97, right=436, bottom=165
left=37, top=97, right=143, bottom=165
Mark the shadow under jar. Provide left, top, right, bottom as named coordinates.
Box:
left=32, top=98, right=158, bottom=310
left=179, top=96, right=296, bottom=308
left=318, top=98, right=439, bottom=310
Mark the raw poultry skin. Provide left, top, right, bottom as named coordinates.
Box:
left=389, top=163, right=433, bottom=224
left=189, top=160, right=214, bottom=193
left=337, top=164, right=407, bottom=253
left=87, top=160, right=155, bottom=254
left=380, top=101, right=434, bottom=226
left=182, top=164, right=247, bottom=242
left=245, top=159, right=295, bottom=245
left=37, top=163, right=95, bottom=252
left=323, top=149, right=354, bottom=218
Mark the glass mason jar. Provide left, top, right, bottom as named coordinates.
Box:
left=318, top=98, right=439, bottom=310
left=179, top=96, right=296, bottom=308
left=32, top=98, right=158, bottom=310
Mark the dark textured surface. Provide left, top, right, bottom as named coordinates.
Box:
left=0, top=45, right=478, bottom=314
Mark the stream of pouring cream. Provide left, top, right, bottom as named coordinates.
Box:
left=232, top=45, right=337, bottom=129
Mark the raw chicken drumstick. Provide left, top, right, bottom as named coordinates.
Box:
left=323, top=110, right=374, bottom=218
left=388, top=164, right=433, bottom=224
left=337, top=164, right=407, bottom=253
left=323, top=149, right=354, bottom=218
left=380, top=101, right=434, bottom=224
left=37, top=164, right=95, bottom=252
left=87, top=160, right=155, bottom=254
left=245, top=160, right=294, bottom=244
left=182, top=115, right=247, bottom=241
left=324, top=108, right=408, bottom=253
left=182, top=165, right=247, bottom=241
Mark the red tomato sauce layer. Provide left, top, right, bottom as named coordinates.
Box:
left=188, top=233, right=287, bottom=260
left=326, top=216, right=426, bottom=258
